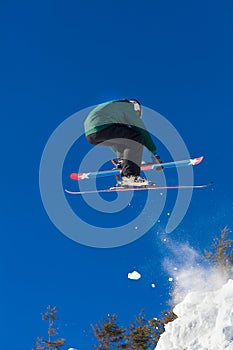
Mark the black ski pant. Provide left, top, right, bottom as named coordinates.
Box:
left=86, top=124, right=144, bottom=176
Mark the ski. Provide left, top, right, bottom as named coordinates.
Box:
left=65, top=182, right=213, bottom=195
left=70, top=156, right=204, bottom=181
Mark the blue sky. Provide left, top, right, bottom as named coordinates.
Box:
left=1, top=0, right=233, bottom=348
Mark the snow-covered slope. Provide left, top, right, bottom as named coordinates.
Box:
left=156, top=279, right=233, bottom=350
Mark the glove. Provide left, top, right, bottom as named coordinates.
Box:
left=112, top=159, right=123, bottom=169
left=151, top=153, right=162, bottom=163
left=151, top=153, right=164, bottom=171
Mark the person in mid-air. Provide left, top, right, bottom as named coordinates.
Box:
left=84, top=99, right=163, bottom=187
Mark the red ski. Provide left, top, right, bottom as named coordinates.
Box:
left=70, top=156, right=204, bottom=181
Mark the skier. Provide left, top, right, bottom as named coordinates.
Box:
left=84, top=99, right=163, bottom=187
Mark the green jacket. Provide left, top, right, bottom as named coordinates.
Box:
left=84, top=100, right=157, bottom=153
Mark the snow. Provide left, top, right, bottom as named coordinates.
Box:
left=155, top=241, right=233, bottom=349
left=156, top=279, right=233, bottom=350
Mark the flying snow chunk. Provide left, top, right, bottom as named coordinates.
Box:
left=151, top=283, right=156, bottom=288
left=68, top=348, right=77, bottom=350
left=128, top=270, right=141, bottom=280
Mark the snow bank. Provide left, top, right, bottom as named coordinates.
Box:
left=156, top=279, right=233, bottom=350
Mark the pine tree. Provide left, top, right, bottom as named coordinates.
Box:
left=148, top=309, right=177, bottom=339
left=126, top=310, right=155, bottom=350
left=92, top=310, right=177, bottom=349
left=91, top=314, right=125, bottom=349
left=204, top=226, right=233, bottom=277
left=32, top=305, right=65, bottom=350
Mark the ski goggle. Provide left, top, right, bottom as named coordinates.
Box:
left=129, top=100, right=142, bottom=117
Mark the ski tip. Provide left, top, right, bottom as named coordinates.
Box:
left=65, top=189, right=72, bottom=194
left=201, top=181, right=214, bottom=188
left=193, top=156, right=204, bottom=165
left=70, top=173, right=80, bottom=180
